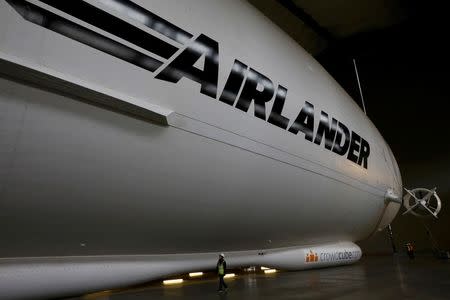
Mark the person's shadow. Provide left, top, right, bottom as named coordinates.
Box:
left=217, top=291, right=228, bottom=299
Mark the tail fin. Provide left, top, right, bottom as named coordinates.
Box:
left=402, top=188, right=441, bottom=219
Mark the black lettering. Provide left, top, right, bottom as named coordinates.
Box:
left=219, top=60, right=248, bottom=106
left=5, top=0, right=163, bottom=73
left=98, top=0, right=193, bottom=45
left=347, top=131, right=362, bottom=164
left=39, top=0, right=178, bottom=59
left=314, top=111, right=338, bottom=150
left=267, top=85, right=290, bottom=130
left=358, top=138, right=370, bottom=169
left=156, top=34, right=219, bottom=99
left=235, top=68, right=275, bottom=120
left=332, top=122, right=351, bottom=155
left=288, top=101, right=315, bottom=141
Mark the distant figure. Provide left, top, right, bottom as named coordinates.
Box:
left=406, top=242, right=415, bottom=259
left=216, top=253, right=228, bottom=292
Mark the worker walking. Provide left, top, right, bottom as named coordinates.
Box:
left=216, top=253, right=228, bottom=292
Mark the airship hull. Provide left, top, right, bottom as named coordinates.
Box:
left=0, top=0, right=402, bottom=298
left=0, top=73, right=392, bottom=256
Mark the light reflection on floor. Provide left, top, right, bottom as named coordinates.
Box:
left=66, top=256, right=450, bottom=300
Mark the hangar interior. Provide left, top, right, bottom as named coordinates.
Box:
left=1, top=0, right=449, bottom=299
left=250, top=0, right=449, bottom=255
left=68, top=1, right=450, bottom=299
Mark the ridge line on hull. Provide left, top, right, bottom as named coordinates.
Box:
left=171, top=113, right=384, bottom=198
left=0, top=51, right=174, bottom=125
left=174, top=111, right=385, bottom=195
left=0, top=240, right=356, bottom=260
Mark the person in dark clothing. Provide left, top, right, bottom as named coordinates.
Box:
left=216, top=253, right=228, bottom=292
left=406, top=242, right=415, bottom=259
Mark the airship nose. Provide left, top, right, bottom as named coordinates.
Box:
left=392, top=159, right=403, bottom=199
left=376, top=145, right=403, bottom=231
left=384, top=145, right=403, bottom=197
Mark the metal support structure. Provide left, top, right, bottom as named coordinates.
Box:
left=387, top=224, right=397, bottom=253
left=352, top=58, right=367, bottom=115
left=420, top=219, right=440, bottom=254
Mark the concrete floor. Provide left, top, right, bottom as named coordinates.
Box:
left=70, top=255, right=450, bottom=300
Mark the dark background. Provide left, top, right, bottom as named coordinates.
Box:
left=250, top=0, right=450, bottom=254
left=318, top=4, right=450, bottom=255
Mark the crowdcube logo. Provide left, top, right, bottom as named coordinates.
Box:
left=319, top=250, right=360, bottom=262
left=305, top=250, right=319, bottom=263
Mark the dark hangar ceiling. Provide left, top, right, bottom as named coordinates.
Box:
left=248, top=0, right=420, bottom=56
